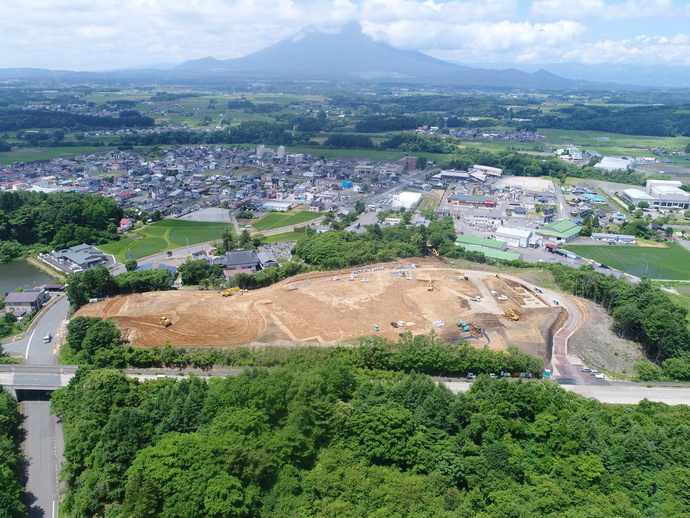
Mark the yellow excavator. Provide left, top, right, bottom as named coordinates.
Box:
left=427, top=281, right=434, bottom=292
left=504, top=307, right=519, bottom=321
left=221, top=287, right=241, bottom=296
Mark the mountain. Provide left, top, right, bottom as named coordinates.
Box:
left=172, top=25, right=608, bottom=90
left=452, top=61, right=690, bottom=89
left=0, top=25, right=655, bottom=91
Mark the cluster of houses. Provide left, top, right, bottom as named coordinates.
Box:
left=0, top=145, right=421, bottom=219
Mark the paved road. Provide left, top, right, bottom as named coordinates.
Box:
left=20, top=396, right=63, bottom=518
left=3, top=296, right=69, bottom=365
left=443, top=381, right=690, bottom=405
left=2, top=296, right=69, bottom=517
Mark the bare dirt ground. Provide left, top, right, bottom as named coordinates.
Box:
left=76, top=261, right=560, bottom=359
left=566, top=298, right=647, bottom=376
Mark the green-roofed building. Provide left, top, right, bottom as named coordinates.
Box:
left=536, top=220, right=581, bottom=242
left=455, top=235, right=506, bottom=250
left=456, top=244, right=522, bottom=261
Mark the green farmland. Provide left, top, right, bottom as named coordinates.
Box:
left=99, top=220, right=230, bottom=262
left=252, top=211, right=325, bottom=231
left=564, top=242, right=690, bottom=280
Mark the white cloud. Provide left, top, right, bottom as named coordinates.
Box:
left=563, top=33, right=690, bottom=65
left=363, top=19, right=586, bottom=59
left=529, top=0, right=678, bottom=20
left=1, top=0, right=689, bottom=70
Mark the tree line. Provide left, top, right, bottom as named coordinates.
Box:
left=0, top=190, right=123, bottom=260
left=66, top=265, right=173, bottom=310
left=53, top=356, right=690, bottom=517
left=61, top=315, right=542, bottom=376
left=0, top=108, right=154, bottom=132
left=0, top=391, right=24, bottom=517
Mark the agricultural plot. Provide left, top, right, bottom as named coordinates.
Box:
left=99, top=220, right=230, bottom=261
left=565, top=243, right=690, bottom=280
left=252, top=211, right=325, bottom=231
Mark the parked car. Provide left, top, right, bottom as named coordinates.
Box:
left=581, top=367, right=591, bottom=373
left=467, top=373, right=476, bottom=380
left=595, top=373, right=606, bottom=379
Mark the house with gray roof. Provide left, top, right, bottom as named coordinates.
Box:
left=4, top=289, right=49, bottom=316
left=50, top=244, right=108, bottom=272
left=212, top=250, right=260, bottom=271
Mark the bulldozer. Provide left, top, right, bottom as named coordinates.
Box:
left=504, top=307, right=519, bottom=321
left=221, top=287, right=241, bottom=297
left=160, top=316, right=172, bottom=328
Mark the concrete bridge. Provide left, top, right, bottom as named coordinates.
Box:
left=0, top=365, right=78, bottom=396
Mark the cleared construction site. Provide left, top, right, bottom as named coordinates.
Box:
left=76, top=262, right=565, bottom=362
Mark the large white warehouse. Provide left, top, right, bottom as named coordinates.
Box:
left=392, top=192, right=423, bottom=210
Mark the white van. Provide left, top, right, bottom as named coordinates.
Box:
left=43, top=333, right=52, bottom=343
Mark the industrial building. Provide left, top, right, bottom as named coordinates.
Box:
left=392, top=191, right=423, bottom=209
left=536, top=220, right=581, bottom=243
left=495, top=226, right=534, bottom=248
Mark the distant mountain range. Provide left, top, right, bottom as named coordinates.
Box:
left=170, top=25, right=607, bottom=91
left=0, top=25, right=684, bottom=91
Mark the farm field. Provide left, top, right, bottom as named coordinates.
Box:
left=0, top=145, right=118, bottom=165
left=99, top=220, right=229, bottom=262
left=540, top=129, right=690, bottom=156
left=564, top=242, right=690, bottom=280
left=252, top=211, right=325, bottom=231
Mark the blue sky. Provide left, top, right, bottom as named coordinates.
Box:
left=2, top=0, right=690, bottom=70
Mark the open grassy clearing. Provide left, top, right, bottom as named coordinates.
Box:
left=564, top=242, right=690, bottom=280
left=0, top=146, right=118, bottom=165
left=252, top=211, right=325, bottom=231
left=99, top=220, right=230, bottom=262
left=541, top=129, right=690, bottom=155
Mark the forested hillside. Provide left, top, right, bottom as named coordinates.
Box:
left=0, top=190, right=123, bottom=262
left=54, top=364, right=690, bottom=518
left=0, top=391, right=26, bottom=518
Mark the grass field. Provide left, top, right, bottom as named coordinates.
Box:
left=564, top=242, right=690, bottom=280
left=98, top=220, right=230, bottom=262
left=252, top=211, right=325, bottom=231
left=540, top=129, right=690, bottom=157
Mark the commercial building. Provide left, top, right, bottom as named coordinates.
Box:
left=448, top=194, right=497, bottom=207
left=455, top=235, right=507, bottom=250
left=495, top=226, right=533, bottom=248
left=455, top=244, right=522, bottom=262
left=591, top=233, right=636, bottom=244
left=536, top=220, right=581, bottom=243
left=392, top=192, right=423, bottom=210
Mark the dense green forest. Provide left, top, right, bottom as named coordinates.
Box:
left=0, top=391, right=26, bottom=518
left=549, top=264, right=690, bottom=364
left=0, top=191, right=123, bottom=261
left=53, top=361, right=690, bottom=518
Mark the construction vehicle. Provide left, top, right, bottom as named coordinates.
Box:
left=427, top=281, right=434, bottom=292
left=160, top=316, right=172, bottom=327
left=431, top=248, right=439, bottom=257
left=504, top=307, right=519, bottom=321
left=221, top=287, right=241, bottom=296
left=457, top=318, right=470, bottom=331
left=373, top=324, right=380, bottom=331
